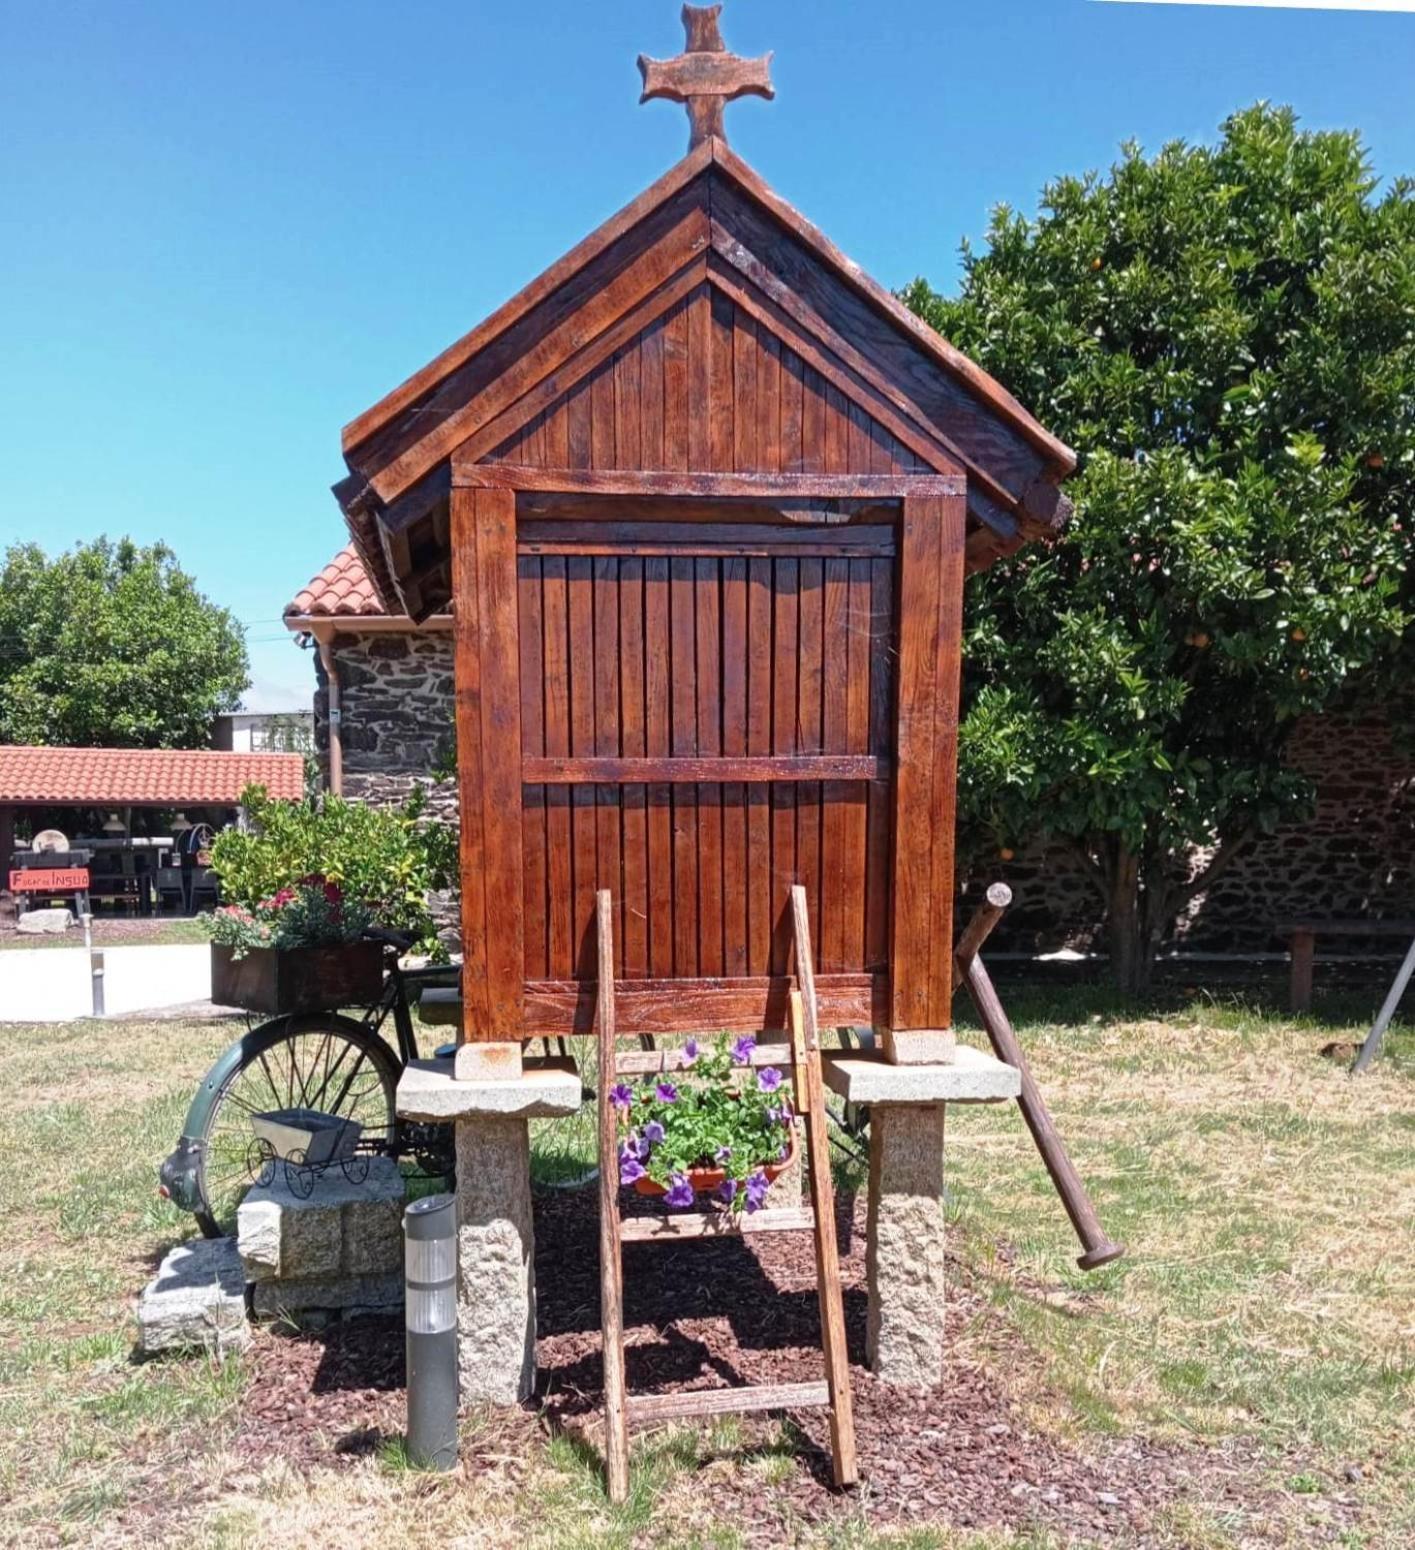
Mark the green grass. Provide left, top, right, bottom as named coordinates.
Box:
left=0, top=986, right=1411, bottom=1547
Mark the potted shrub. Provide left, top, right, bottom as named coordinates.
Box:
left=612, top=1036, right=797, bottom=1213
left=202, top=782, right=455, bottom=1014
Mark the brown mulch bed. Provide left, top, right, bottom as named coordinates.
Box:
left=235, top=1187, right=1251, bottom=1542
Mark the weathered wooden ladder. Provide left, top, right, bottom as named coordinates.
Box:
left=594, top=884, right=857, bottom=1503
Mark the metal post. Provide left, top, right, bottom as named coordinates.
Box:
left=403, top=1193, right=458, bottom=1470
left=84, top=913, right=105, bottom=1018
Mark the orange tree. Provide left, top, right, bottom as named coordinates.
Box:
left=905, top=105, right=1411, bottom=993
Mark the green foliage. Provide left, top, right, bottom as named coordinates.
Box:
left=903, top=104, right=1411, bottom=987
left=207, top=784, right=455, bottom=958
left=0, top=537, right=249, bottom=747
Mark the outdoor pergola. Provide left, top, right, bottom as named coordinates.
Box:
left=1, top=745, right=305, bottom=917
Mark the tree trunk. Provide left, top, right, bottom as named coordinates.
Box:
left=1105, top=845, right=1150, bottom=997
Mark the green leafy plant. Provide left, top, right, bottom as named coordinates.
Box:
left=612, top=1037, right=795, bottom=1213
left=904, top=104, right=1412, bottom=992
left=204, top=784, right=454, bottom=958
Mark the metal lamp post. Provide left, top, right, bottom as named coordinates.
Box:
left=403, top=1193, right=458, bottom=1470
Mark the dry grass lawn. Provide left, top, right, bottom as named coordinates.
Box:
left=0, top=980, right=1410, bottom=1549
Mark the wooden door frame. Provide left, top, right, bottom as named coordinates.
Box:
left=450, top=467, right=966, bottom=1045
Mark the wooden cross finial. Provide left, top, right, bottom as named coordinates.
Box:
left=639, top=4, right=774, bottom=151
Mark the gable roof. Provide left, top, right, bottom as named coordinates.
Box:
left=335, top=138, right=1074, bottom=617
left=0, top=746, right=305, bottom=807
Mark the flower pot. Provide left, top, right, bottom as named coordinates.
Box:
left=210, top=941, right=384, bottom=1015
left=633, top=1122, right=798, bottom=1198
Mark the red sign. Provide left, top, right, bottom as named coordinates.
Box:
left=9, top=868, right=89, bottom=892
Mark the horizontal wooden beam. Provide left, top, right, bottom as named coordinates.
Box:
left=619, top=1208, right=816, bottom=1243
left=522, top=972, right=886, bottom=1038
left=625, top=1379, right=829, bottom=1424
left=521, top=755, right=885, bottom=785
left=614, top=1041, right=794, bottom=1074
left=453, top=464, right=964, bottom=498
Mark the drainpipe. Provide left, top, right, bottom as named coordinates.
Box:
left=312, top=624, right=344, bottom=796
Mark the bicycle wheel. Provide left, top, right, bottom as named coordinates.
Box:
left=189, top=1014, right=402, bottom=1238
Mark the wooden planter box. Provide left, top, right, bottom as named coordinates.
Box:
left=210, top=941, right=384, bottom=1015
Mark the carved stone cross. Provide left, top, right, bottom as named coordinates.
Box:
left=639, top=4, right=774, bottom=151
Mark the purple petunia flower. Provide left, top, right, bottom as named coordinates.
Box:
left=757, top=1066, right=783, bottom=1093
left=643, top=1120, right=666, bottom=1148
left=682, top=1039, right=700, bottom=1066
left=636, top=1133, right=654, bottom=1160
left=655, top=1081, right=679, bottom=1104
left=717, top=1178, right=738, bottom=1204
left=764, top=1106, right=782, bottom=1127
left=610, top=1083, right=634, bottom=1114
left=715, top=1145, right=733, bottom=1162
left=619, top=1152, right=646, bottom=1187
left=732, top=1035, right=757, bottom=1065
left=744, top=1170, right=770, bottom=1213
left=664, top=1173, right=695, bottom=1209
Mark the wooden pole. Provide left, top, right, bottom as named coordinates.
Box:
left=958, top=954, right=1124, bottom=1271
left=595, top=890, right=630, bottom=1503
left=1351, top=934, right=1415, bottom=1075
left=952, top=882, right=1013, bottom=989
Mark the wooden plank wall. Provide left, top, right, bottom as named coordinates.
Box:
left=490, top=285, right=928, bottom=478
left=517, top=540, right=895, bottom=987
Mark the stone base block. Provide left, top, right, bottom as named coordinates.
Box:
left=866, top=1104, right=947, bottom=1390
left=137, top=1237, right=249, bottom=1356
left=237, top=1155, right=405, bottom=1284
left=454, top=1041, right=523, bottom=1081
left=251, top=1271, right=403, bottom=1325
left=17, top=908, right=72, bottom=935
left=398, top=1056, right=582, bottom=1120
left=881, top=1027, right=957, bottom=1066
left=455, top=1115, right=536, bottom=1405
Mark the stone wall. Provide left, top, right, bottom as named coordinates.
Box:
left=316, top=634, right=1414, bottom=957
left=969, top=714, right=1415, bottom=956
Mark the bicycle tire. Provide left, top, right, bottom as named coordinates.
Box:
left=187, top=1013, right=402, bottom=1238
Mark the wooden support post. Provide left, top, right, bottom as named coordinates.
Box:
left=888, top=494, right=966, bottom=1060
left=451, top=484, right=525, bottom=1069
left=1289, top=928, right=1316, bottom=1014
left=1352, top=933, right=1415, bottom=1075
left=595, top=891, right=631, bottom=1503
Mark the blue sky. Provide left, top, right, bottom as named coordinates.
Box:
left=3, top=0, right=1413, bottom=710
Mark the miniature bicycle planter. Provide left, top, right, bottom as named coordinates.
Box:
left=247, top=1108, right=368, bottom=1198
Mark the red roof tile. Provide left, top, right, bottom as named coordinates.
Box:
left=285, top=546, right=390, bottom=618
left=0, top=746, right=306, bottom=806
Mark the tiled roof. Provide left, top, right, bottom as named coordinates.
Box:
left=0, top=746, right=306, bottom=806
left=285, top=545, right=390, bottom=618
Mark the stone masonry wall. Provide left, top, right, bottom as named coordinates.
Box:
left=316, top=635, right=1414, bottom=957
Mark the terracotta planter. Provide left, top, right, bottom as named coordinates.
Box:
left=210, top=941, right=384, bottom=1015
left=633, top=1121, right=797, bottom=1198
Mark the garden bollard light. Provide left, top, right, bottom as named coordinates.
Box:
left=404, top=1192, right=458, bottom=1470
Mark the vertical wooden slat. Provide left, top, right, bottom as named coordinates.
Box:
left=686, top=284, right=712, bottom=472
left=695, top=558, right=724, bottom=976
left=796, top=558, right=824, bottom=961
left=864, top=556, right=893, bottom=974
left=644, top=557, right=674, bottom=978
left=595, top=891, right=629, bottom=1502
left=846, top=400, right=873, bottom=474
left=542, top=558, right=574, bottom=978
left=591, top=359, right=617, bottom=472
left=566, top=377, right=593, bottom=469
left=721, top=556, right=749, bottom=976
left=615, top=342, right=642, bottom=473
left=518, top=556, right=547, bottom=980
left=568, top=557, right=598, bottom=979
left=801, top=367, right=825, bottom=475
left=731, top=305, right=758, bottom=473
left=670, top=556, right=699, bottom=975
left=594, top=558, right=623, bottom=970
left=745, top=556, right=773, bottom=976
left=619, top=558, right=648, bottom=979
left=758, top=330, right=782, bottom=475
left=663, top=298, right=690, bottom=472
left=709, top=289, right=734, bottom=474
left=780, top=349, right=805, bottom=475
left=639, top=317, right=666, bottom=471
left=770, top=558, right=799, bottom=974
left=820, top=556, right=850, bottom=971
left=843, top=558, right=873, bottom=969
left=451, top=486, right=523, bottom=1042
left=891, top=495, right=964, bottom=1031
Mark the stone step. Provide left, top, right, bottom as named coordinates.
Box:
left=137, top=1237, right=250, bottom=1357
